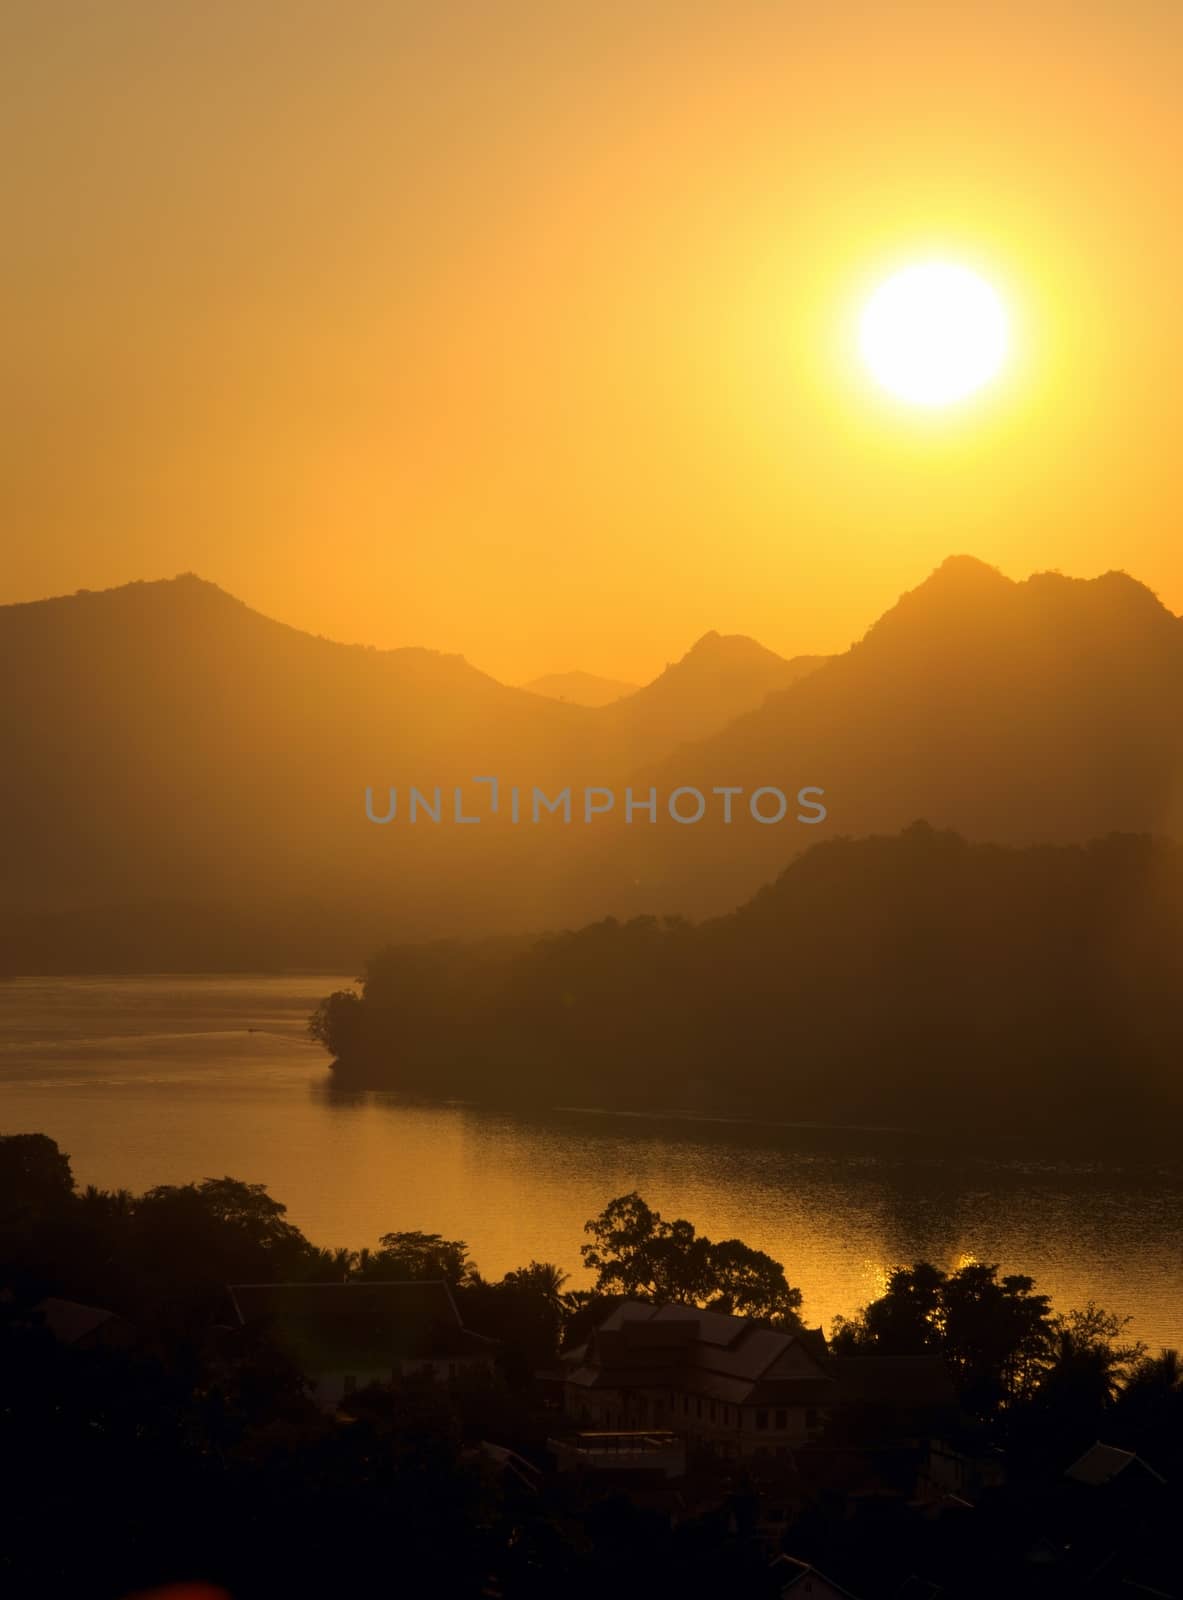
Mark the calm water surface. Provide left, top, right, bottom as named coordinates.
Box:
left=2, top=974, right=1181, bottom=1348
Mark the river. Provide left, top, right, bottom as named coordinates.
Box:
left=2, top=973, right=1181, bottom=1348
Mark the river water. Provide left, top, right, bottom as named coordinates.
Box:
left=2, top=973, right=1180, bottom=1348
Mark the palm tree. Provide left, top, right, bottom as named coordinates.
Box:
left=303, top=1245, right=358, bottom=1282
left=506, top=1260, right=569, bottom=1307
left=1114, top=1346, right=1183, bottom=1461
left=79, top=1184, right=133, bottom=1218
left=1118, top=1346, right=1183, bottom=1411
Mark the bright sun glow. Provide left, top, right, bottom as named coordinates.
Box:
left=859, top=262, right=1009, bottom=406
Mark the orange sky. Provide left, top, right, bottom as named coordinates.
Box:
left=2, top=1, right=1181, bottom=683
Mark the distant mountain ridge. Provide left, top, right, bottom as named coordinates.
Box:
left=320, top=823, right=1183, bottom=1143
left=572, top=555, right=1183, bottom=918
left=521, top=671, right=640, bottom=707
left=600, top=632, right=828, bottom=767
left=2, top=557, right=1182, bottom=970
left=0, top=575, right=818, bottom=967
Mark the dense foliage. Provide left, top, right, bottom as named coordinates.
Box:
left=581, top=1192, right=803, bottom=1326
left=311, top=826, right=1183, bottom=1140
left=3, top=1134, right=1182, bottom=1598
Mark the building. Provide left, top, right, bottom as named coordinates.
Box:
left=35, top=1296, right=137, bottom=1352
left=563, top=1301, right=835, bottom=1459
left=1019, top=1441, right=1172, bottom=1592
left=227, top=1280, right=497, bottom=1410
left=1063, top=1441, right=1167, bottom=1493
left=771, top=1555, right=862, bottom=1599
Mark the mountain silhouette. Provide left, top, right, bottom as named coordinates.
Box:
left=0, top=576, right=593, bottom=957
left=0, top=577, right=814, bottom=967
left=324, top=823, right=1183, bottom=1142
left=564, top=556, right=1183, bottom=919
left=600, top=632, right=827, bottom=767
left=3, top=558, right=1182, bottom=970
left=521, top=670, right=640, bottom=707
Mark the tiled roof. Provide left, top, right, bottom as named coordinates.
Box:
left=598, top=1301, right=748, bottom=1344
left=36, top=1297, right=119, bottom=1346
left=570, top=1300, right=833, bottom=1407
left=773, top=1555, right=862, bottom=1598
left=1065, top=1441, right=1166, bottom=1488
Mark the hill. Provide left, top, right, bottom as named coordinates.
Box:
left=0, top=576, right=602, bottom=964
left=573, top=557, right=1183, bottom=919
left=600, top=632, right=827, bottom=767
left=0, top=577, right=811, bottom=968
left=521, top=670, right=639, bottom=706
left=315, top=825, right=1183, bottom=1144
left=4, top=557, right=1183, bottom=970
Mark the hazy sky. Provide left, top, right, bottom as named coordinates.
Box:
left=2, top=1, right=1181, bottom=682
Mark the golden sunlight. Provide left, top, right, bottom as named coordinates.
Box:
left=858, top=262, right=1010, bottom=406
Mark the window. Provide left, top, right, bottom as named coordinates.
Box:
left=775, top=1408, right=787, bottom=1430
left=696, top=1397, right=703, bottom=1419
left=806, top=1408, right=819, bottom=1429
left=756, top=1409, right=769, bottom=1430
left=709, top=1401, right=716, bottom=1422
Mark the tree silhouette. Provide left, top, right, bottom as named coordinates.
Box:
left=355, top=1230, right=476, bottom=1286
left=581, top=1192, right=801, bottom=1326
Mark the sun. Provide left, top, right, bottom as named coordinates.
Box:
left=858, top=262, right=1009, bottom=406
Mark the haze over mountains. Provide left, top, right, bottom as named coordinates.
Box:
left=581, top=554, right=1183, bottom=917
left=0, top=577, right=815, bottom=967
left=320, top=825, right=1183, bottom=1142
left=2, top=557, right=1182, bottom=970
left=521, top=671, right=640, bottom=707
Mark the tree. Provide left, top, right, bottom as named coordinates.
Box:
left=832, top=1254, right=1056, bottom=1420
left=131, top=1177, right=313, bottom=1308
left=1111, top=1347, right=1183, bottom=1471
left=1121, top=1345, right=1183, bottom=1411
left=502, top=1260, right=569, bottom=1306
left=581, top=1193, right=710, bottom=1303
left=307, top=989, right=364, bottom=1058
left=831, top=1261, right=947, bottom=1355
left=78, top=1184, right=133, bottom=1219
left=581, top=1193, right=802, bottom=1326
left=1046, top=1302, right=1144, bottom=1398
left=0, top=1133, right=74, bottom=1220
left=462, top=1263, right=570, bottom=1378
left=356, top=1230, right=476, bottom=1286
left=302, top=1244, right=359, bottom=1281
left=830, top=1260, right=1144, bottom=1424
left=940, top=1264, right=1054, bottom=1413
left=704, top=1236, right=803, bottom=1326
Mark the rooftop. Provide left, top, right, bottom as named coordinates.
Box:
left=567, top=1300, right=834, bottom=1406
left=35, top=1297, right=126, bottom=1346
left=1065, top=1441, right=1166, bottom=1489
left=773, top=1554, right=862, bottom=1598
